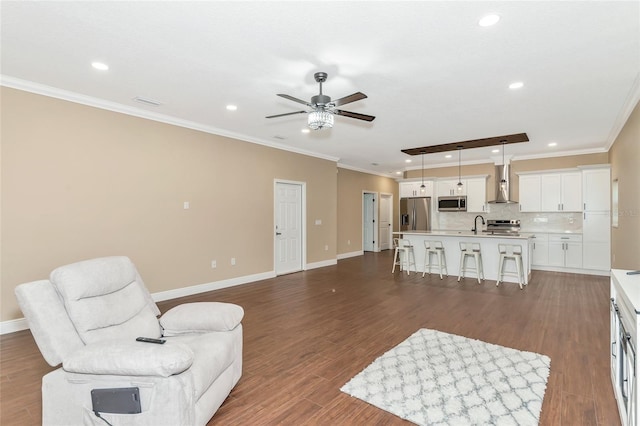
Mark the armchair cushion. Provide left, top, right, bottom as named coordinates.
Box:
left=160, top=302, right=244, bottom=336
left=50, top=256, right=162, bottom=344
left=63, top=340, right=193, bottom=377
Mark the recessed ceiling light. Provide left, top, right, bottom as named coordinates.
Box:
left=479, top=14, right=500, bottom=27
left=492, top=149, right=500, bottom=153
left=405, top=159, right=412, bottom=163
left=301, top=128, right=310, bottom=134
left=396, top=171, right=402, bottom=175
left=226, top=105, right=237, bottom=111
left=445, top=154, right=452, bottom=159
left=509, top=81, right=524, bottom=90
left=91, top=62, right=109, bottom=71
left=548, top=142, right=557, bottom=147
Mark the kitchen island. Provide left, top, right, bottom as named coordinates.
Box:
left=393, top=230, right=535, bottom=285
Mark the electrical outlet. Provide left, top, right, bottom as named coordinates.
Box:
left=183, top=201, right=190, bottom=209
left=324, top=245, right=329, bottom=251
left=211, top=260, right=216, bottom=269
left=348, top=240, right=351, bottom=245
left=231, top=258, right=236, bottom=266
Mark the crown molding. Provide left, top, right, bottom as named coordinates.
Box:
left=0, top=75, right=340, bottom=163
left=605, top=71, right=640, bottom=151
left=337, top=163, right=397, bottom=178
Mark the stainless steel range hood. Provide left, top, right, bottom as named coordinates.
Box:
left=488, top=163, right=517, bottom=204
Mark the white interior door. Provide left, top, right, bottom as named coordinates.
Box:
left=379, top=194, right=392, bottom=250
left=363, top=192, right=378, bottom=252
left=275, top=182, right=303, bottom=275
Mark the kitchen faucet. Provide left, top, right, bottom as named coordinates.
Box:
left=472, top=215, right=485, bottom=234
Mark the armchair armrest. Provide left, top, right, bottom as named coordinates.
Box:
left=63, top=340, right=193, bottom=377
left=160, top=302, right=244, bottom=336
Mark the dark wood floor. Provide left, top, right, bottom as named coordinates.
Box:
left=1, top=251, right=620, bottom=425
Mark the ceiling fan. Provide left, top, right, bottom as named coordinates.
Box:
left=266, top=72, right=375, bottom=130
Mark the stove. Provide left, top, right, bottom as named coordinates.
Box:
left=483, top=219, right=521, bottom=234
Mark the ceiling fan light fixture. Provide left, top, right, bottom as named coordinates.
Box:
left=308, top=110, right=334, bottom=130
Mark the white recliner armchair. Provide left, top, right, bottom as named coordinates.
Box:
left=15, top=256, right=244, bottom=426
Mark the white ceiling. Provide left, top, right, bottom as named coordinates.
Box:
left=2, top=1, right=639, bottom=176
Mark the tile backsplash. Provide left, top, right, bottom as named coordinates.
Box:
left=435, top=203, right=582, bottom=233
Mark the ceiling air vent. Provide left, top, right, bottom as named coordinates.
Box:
left=133, top=96, right=162, bottom=107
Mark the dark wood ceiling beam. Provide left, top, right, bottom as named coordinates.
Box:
left=401, top=133, right=529, bottom=155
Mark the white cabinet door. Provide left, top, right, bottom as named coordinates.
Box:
left=547, top=242, right=565, bottom=266
left=565, top=242, right=583, bottom=268
left=583, top=168, right=611, bottom=211
left=541, top=174, right=562, bottom=211
left=561, top=172, right=582, bottom=211
left=583, top=211, right=611, bottom=270
left=584, top=211, right=611, bottom=243
left=540, top=172, right=582, bottom=212
left=531, top=234, right=549, bottom=266
left=466, top=178, right=486, bottom=212
left=518, top=175, right=541, bottom=212
left=437, top=180, right=463, bottom=197
left=548, top=234, right=583, bottom=268
left=532, top=241, right=549, bottom=266
left=401, top=181, right=433, bottom=197
left=584, top=242, right=611, bottom=271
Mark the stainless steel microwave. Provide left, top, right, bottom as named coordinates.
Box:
left=438, top=196, right=467, bottom=212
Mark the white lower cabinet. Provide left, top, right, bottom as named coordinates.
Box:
left=547, top=234, right=583, bottom=268
left=583, top=211, right=611, bottom=271
left=530, top=234, right=549, bottom=266
left=610, top=270, right=640, bottom=426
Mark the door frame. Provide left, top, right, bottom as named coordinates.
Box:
left=379, top=192, right=393, bottom=251
left=274, top=179, right=307, bottom=274
left=362, top=190, right=379, bottom=252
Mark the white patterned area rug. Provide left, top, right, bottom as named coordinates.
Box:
left=341, top=329, right=550, bottom=425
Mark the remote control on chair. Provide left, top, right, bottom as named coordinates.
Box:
left=136, top=337, right=165, bottom=344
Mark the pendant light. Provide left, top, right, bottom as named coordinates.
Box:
left=456, top=146, right=464, bottom=193
left=500, top=141, right=508, bottom=192
left=420, top=151, right=426, bottom=194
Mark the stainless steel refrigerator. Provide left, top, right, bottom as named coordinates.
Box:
left=400, top=197, right=431, bottom=231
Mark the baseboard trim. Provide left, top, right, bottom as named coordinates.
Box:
left=532, top=266, right=611, bottom=277
left=0, top=270, right=277, bottom=335
left=151, top=271, right=276, bottom=302
left=0, top=318, right=30, bottom=335
left=306, top=259, right=338, bottom=270
left=337, top=251, right=364, bottom=260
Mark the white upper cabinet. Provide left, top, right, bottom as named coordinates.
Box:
left=400, top=181, right=432, bottom=197
left=519, top=171, right=582, bottom=212
left=540, top=172, right=582, bottom=212
left=518, top=175, right=542, bottom=212
left=437, top=179, right=466, bottom=197
left=465, top=178, right=487, bottom=212
left=582, top=168, right=611, bottom=211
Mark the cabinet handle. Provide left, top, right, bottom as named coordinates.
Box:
left=584, top=212, right=586, bottom=220
left=519, top=204, right=522, bottom=211
left=612, top=341, right=617, bottom=358
left=533, top=242, right=536, bottom=249
left=558, top=203, right=561, bottom=211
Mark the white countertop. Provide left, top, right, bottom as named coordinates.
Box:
left=393, top=230, right=535, bottom=240
left=612, top=269, right=640, bottom=313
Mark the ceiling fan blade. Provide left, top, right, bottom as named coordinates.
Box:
left=334, top=109, right=376, bottom=122
left=277, top=94, right=312, bottom=107
left=266, top=111, right=307, bottom=119
left=332, top=92, right=367, bottom=107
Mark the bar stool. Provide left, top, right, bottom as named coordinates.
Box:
left=422, top=240, right=448, bottom=279
left=496, top=244, right=525, bottom=289
left=392, top=238, right=416, bottom=275
left=458, top=242, right=484, bottom=283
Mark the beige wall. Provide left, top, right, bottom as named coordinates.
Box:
left=609, top=100, right=640, bottom=269
left=405, top=153, right=608, bottom=202
left=336, top=168, right=398, bottom=254
left=1, top=87, right=337, bottom=321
